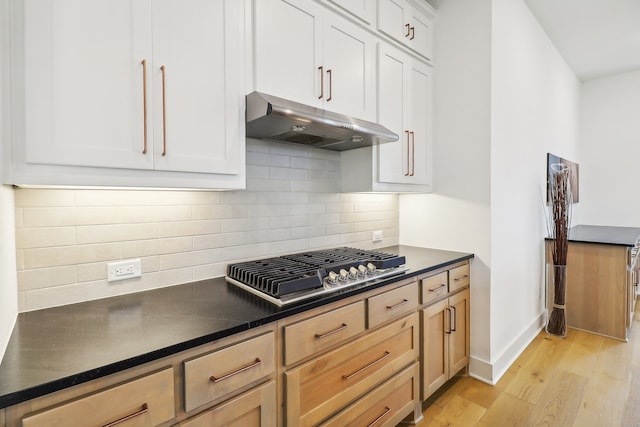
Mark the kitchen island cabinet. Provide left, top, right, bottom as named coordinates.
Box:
left=557, top=225, right=640, bottom=341
left=0, top=245, right=473, bottom=426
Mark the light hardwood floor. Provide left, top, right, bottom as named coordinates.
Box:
left=418, top=302, right=640, bottom=426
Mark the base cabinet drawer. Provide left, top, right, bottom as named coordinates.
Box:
left=180, top=381, right=276, bottom=427
left=184, top=332, right=275, bottom=412
left=21, top=368, right=175, bottom=427
left=320, top=362, right=419, bottom=427
left=367, top=280, right=418, bottom=328
left=285, top=313, right=418, bottom=426
left=284, top=301, right=366, bottom=365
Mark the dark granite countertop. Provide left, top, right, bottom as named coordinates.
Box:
left=568, top=225, right=640, bottom=246
left=0, top=245, right=473, bottom=410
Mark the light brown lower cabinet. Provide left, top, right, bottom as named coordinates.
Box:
left=319, top=362, right=419, bottom=427
left=3, top=262, right=472, bottom=427
left=180, top=380, right=276, bottom=427
left=284, top=312, right=419, bottom=426
left=421, top=288, right=470, bottom=400
left=21, top=368, right=175, bottom=427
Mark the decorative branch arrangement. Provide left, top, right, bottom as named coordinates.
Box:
left=546, top=163, right=573, bottom=336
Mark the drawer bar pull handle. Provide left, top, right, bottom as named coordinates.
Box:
left=210, top=358, right=262, bottom=383
left=103, top=403, right=148, bottom=427
left=367, top=406, right=391, bottom=427
left=314, top=323, right=347, bottom=339
left=428, top=283, right=446, bottom=292
left=454, top=274, right=469, bottom=281
left=386, top=299, right=409, bottom=310
left=342, top=351, right=390, bottom=380
left=445, top=308, right=452, bottom=334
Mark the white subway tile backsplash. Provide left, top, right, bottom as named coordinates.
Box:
left=15, top=142, right=399, bottom=311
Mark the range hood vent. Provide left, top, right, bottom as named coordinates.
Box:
left=245, top=91, right=398, bottom=151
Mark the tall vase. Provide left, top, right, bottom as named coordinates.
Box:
left=546, top=263, right=567, bottom=337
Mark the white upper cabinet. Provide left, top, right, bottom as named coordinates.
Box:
left=253, top=0, right=376, bottom=121
left=23, top=0, right=152, bottom=171
left=151, top=0, right=243, bottom=175
left=378, top=44, right=432, bottom=186
left=378, top=0, right=434, bottom=62
left=341, top=42, right=432, bottom=192
left=8, top=0, right=245, bottom=189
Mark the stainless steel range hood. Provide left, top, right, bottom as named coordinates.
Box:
left=245, top=91, right=398, bottom=151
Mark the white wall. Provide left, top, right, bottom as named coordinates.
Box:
left=0, top=0, right=18, bottom=360
left=578, top=69, right=640, bottom=227
left=400, top=0, right=493, bottom=371
left=0, top=186, right=18, bottom=360
left=489, top=0, right=580, bottom=380
left=401, top=0, right=580, bottom=383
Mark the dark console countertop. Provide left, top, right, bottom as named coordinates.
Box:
left=0, top=245, right=473, bottom=409
left=568, top=225, right=640, bottom=246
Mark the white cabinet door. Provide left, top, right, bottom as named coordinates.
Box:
left=322, top=13, right=376, bottom=121
left=24, top=0, right=152, bottom=170
left=253, top=0, right=323, bottom=108
left=152, top=0, right=243, bottom=174
left=377, top=44, right=432, bottom=186
left=377, top=0, right=434, bottom=61
left=253, top=0, right=375, bottom=121
left=408, top=59, right=431, bottom=185
left=377, top=45, right=407, bottom=184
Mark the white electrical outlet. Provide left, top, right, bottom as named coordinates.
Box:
left=107, top=259, right=142, bottom=282
left=372, top=230, right=383, bottom=242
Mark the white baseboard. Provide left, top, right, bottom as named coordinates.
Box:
left=468, top=311, right=545, bottom=385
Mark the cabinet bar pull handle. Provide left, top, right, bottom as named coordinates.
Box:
left=386, top=299, right=409, bottom=310
left=210, top=358, right=262, bottom=383
left=404, top=130, right=410, bottom=176
left=160, top=65, right=167, bottom=156
left=405, top=23, right=411, bottom=37
left=327, top=69, right=332, bottom=101
left=451, top=306, right=457, bottom=332
left=343, top=351, right=390, bottom=380
left=428, top=283, right=446, bottom=292
left=410, top=131, right=415, bottom=176
left=454, top=274, right=469, bottom=281
left=314, top=323, right=347, bottom=339
left=409, top=26, right=415, bottom=40
left=103, top=403, right=148, bottom=427
left=367, top=406, right=391, bottom=427
left=318, top=66, right=324, bottom=99
left=445, top=308, right=452, bottom=334
left=141, top=59, right=148, bottom=155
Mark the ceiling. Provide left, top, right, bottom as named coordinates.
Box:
left=525, top=0, right=640, bottom=81
left=426, top=0, right=640, bottom=81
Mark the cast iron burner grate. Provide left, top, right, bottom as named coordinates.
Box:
left=226, top=247, right=405, bottom=299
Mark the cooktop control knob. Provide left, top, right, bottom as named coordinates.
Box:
left=338, top=269, right=349, bottom=281
left=327, top=271, right=338, bottom=284
left=349, top=267, right=358, bottom=278
left=357, top=265, right=367, bottom=277
left=366, top=263, right=376, bottom=275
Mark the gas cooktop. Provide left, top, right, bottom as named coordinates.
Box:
left=225, top=247, right=408, bottom=306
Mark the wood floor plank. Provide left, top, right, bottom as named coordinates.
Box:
left=475, top=392, right=534, bottom=427
left=505, top=335, right=569, bottom=404
left=421, top=325, right=640, bottom=427
left=572, top=371, right=630, bottom=427
left=524, top=369, right=588, bottom=427
left=421, top=395, right=486, bottom=427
